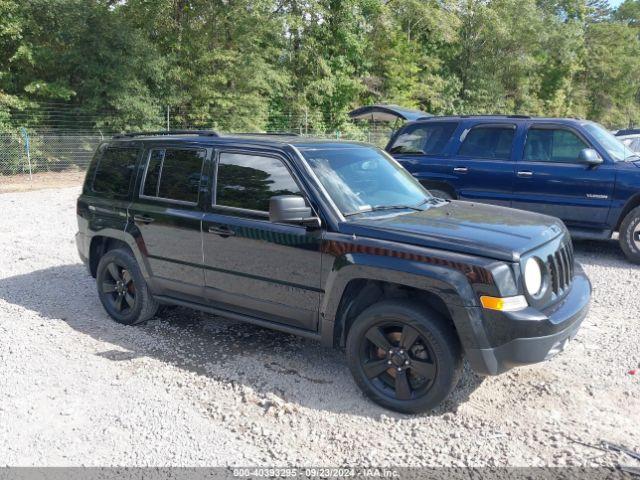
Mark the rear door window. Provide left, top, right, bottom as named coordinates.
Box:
left=92, top=146, right=139, bottom=198
left=388, top=123, right=458, bottom=155
left=458, top=126, right=515, bottom=160
left=215, top=152, right=302, bottom=213
left=141, top=148, right=206, bottom=203
left=523, top=128, right=588, bottom=163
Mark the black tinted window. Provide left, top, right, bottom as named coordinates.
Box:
left=142, top=148, right=206, bottom=203
left=458, top=126, right=515, bottom=160
left=142, top=150, right=163, bottom=197
left=216, top=153, right=301, bottom=212
left=524, top=128, right=588, bottom=163
left=389, top=123, right=457, bottom=155
left=92, top=146, right=138, bottom=198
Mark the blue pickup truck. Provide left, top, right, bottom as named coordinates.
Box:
left=386, top=115, right=640, bottom=263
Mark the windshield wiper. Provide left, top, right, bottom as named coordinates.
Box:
left=344, top=201, right=429, bottom=217
left=388, top=147, right=425, bottom=155
left=372, top=204, right=423, bottom=212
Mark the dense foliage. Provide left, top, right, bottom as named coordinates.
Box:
left=1, top=0, right=639, bottom=132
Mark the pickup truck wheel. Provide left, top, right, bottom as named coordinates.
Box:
left=619, top=206, right=640, bottom=264
left=346, top=300, right=462, bottom=413
left=428, top=189, right=453, bottom=200
left=96, top=248, right=158, bottom=325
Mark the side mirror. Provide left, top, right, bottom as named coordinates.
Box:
left=269, top=195, right=321, bottom=228
left=578, top=148, right=603, bottom=166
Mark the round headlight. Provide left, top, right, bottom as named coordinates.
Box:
left=524, top=257, right=543, bottom=296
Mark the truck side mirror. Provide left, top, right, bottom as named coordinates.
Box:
left=269, top=195, right=321, bottom=228
left=578, top=148, right=603, bottom=166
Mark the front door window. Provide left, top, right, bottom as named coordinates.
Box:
left=215, top=152, right=302, bottom=213
left=523, top=128, right=588, bottom=163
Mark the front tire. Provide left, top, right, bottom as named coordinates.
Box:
left=346, top=300, right=462, bottom=413
left=619, top=206, right=640, bottom=264
left=96, top=248, right=158, bottom=325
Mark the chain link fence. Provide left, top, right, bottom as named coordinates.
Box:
left=1, top=108, right=395, bottom=179
left=0, top=131, right=110, bottom=175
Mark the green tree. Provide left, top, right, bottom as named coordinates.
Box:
left=614, top=0, right=640, bottom=27
left=122, top=0, right=289, bottom=131
left=584, top=21, right=640, bottom=127
left=364, top=0, right=460, bottom=114
left=448, top=0, right=549, bottom=114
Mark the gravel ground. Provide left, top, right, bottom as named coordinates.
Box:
left=0, top=186, right=638, bottom=468
left=0, top=170, right=85, bottom=193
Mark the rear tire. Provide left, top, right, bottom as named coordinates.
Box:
left=619, top=206, right=640, bottom=264
left=346, top=300, right=462, bottom=413
left=96, top=248, right=159, bottom=325
left=428, top=189, right=453, bottom=200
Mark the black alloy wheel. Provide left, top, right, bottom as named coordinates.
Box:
left=101, top=262, right=136, bottom=314
left=96, top=248, right=158, bottom=325
left=360, top=323, right=437, bottom=401
left=346, top=300, right=462, bottom=413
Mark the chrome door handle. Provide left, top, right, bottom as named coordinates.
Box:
left=453, top=167, right=468, bottom=173
left=208, top=225, right=236, bottom=237
left=517, top=171, right=533, bottom=178
left=133, top=214, right=155, bottom=224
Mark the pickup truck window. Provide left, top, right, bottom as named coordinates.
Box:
left=141, top=148, right=206, bottom=203
left=216, top=152, right=301, bottom=212
left=524, top=128, right=587, bottom=163
left=458, top=126, right=515, bottom=160
left=302, top=146, right=429, bottom=217
left=388, top=123, right=457, bottom=155
left=92, top=146, right=138, bottom=198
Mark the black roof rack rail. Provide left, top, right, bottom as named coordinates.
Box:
left=454, top=114, right=531, bottom=119
left=112, top=130, right=220, bottom=139
left=226, top=132, right=300, bottom=136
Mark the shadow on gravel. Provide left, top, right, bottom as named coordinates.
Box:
left=572, top=238, right=627, bottom=261
left=1, top=263, right=484, bottom=417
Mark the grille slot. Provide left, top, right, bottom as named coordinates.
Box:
left=546, top=241, right=574, bottom=296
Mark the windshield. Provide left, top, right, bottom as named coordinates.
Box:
left=301, top=146, right=432, bottom=217
left=583, top=122, right=638, bottom=161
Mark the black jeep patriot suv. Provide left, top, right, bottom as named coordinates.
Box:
left=76, top=131, right=592, bottom=413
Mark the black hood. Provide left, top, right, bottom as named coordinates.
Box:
left=341, top=201, right=566, bottom=262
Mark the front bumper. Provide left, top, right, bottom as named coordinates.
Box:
left=466, top=263, right=591, bottom=375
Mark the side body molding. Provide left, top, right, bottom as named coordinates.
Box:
left=317, top=233, right=497, bottom=348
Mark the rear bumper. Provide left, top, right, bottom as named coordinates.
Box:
left=466, top=263, right=591, bottom=375
left=75, top=231, right=89, bottom=268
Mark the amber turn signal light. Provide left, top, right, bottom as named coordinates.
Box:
left=480, top=295, right=528, bottom=312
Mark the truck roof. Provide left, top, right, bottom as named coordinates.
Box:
left=414, top=115, right=585, bottom=124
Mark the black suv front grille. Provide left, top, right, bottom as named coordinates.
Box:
left=547, top=241, right=574, bottom=296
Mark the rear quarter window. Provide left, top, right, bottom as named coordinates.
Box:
left=458, top=126, right=515, bottom=160
left=388, top=123, right=458, bottom=155
left=141, top=148, right=207, bottom=204
left=91, top=146, right=139, bottom=198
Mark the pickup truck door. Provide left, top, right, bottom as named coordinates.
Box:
left=201, top=149, right=322, bottom=332
left=511, top=124, right=615, bottom=229
left=448, top=123, right=517, bottom=207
